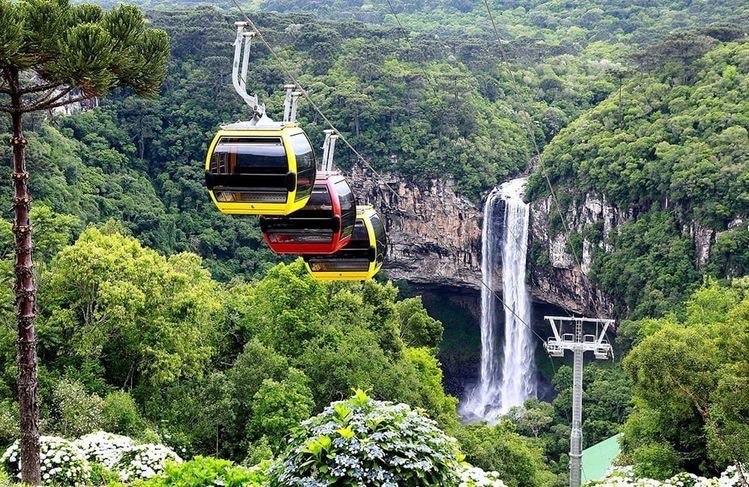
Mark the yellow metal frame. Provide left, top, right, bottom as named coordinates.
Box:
left=205, top=126, right=311, bottom=216
left=305, top=207, right=383, bottom=281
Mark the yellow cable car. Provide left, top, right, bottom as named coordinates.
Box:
left=204, top=122, right=316, bottom=216
left=304, top=205, right=387, bottom=281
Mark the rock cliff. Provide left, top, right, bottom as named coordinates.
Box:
left=350, top=169, right=722, bottom=316
left=528, top=193, right=623, bottom=316
left=348, top=166, right=483, bottom=289
left=348, top=167, right=602, bottom=313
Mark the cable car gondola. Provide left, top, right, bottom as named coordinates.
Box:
left=259, top=172, right=356, bottom=254
left=205, top=122, right=316, bottom=215
left=304, top=206, right=387, bottom=281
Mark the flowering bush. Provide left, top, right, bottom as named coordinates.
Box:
left=590, top=464, right=748, bottom=487
left=269, top=390, right=499, bottom=486
left=116, top=443, right=182, bottom=482
left=74, top=431, right=135, bottom=469
left=1, top=435, right=91, bottom=486
left=458, top=465, right=508, bottom=487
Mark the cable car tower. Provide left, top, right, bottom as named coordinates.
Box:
left=544, top=316, right=615, bottom=487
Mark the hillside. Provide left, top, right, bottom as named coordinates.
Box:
left=528, top=37, right=749, bottom=317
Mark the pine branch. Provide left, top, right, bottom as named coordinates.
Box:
left=0, top=105, right=13, bottom=113
left=19, top=82, right=60, bottom=95
left=35, top=93, right=93, bottom=112
left=25, top=87, right=71, bottom=112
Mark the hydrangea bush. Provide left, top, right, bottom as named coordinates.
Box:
left=0, top=435, right=91, bottom=486
left=116, top=443, right=182, bottom=482
left=75, top=431, right=135, bottom=469
left=458, top=465, right=507, bottom=487
left=269, top=390, right=501, bottom=486
left=590, top=464, right=748, bottom=487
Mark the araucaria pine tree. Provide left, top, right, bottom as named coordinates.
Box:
left=0, top=1, right=169, bottom=483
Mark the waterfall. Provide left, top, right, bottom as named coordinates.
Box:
left=497, top=177, right=536, bottom=414
left=459, top=177, right=535, bottom=423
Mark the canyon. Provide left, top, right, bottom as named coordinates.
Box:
left=350, top=166, right=610, bottom=315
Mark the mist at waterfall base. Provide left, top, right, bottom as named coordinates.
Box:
left=417, top=289, right=563, bottom=405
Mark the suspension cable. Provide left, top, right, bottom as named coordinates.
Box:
left=228, top=0, right=400, bottom=199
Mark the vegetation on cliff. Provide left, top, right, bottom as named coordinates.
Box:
left=528, top=36, right=749, bottom=317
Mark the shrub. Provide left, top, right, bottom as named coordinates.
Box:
left=457, top=465, right=507, bottom=487
left=632, top=443, right=680, bottom=480
left=75, top=431, right=136, bottom=469
left=116, top=443, right=182, bottom=482
left=50, top=379, right=104, bottom=438
left=101, top=391, right=146, bottom=438
left=269, top=390, right=479, bottom=486
left=1, top=435, right=91, bottom=485
left=141, top=456, right=268, bottom=487
left=89, top=461, right=121, bottom=485
left=0, top=401, right=18, bottom=449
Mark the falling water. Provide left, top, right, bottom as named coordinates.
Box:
left=460, top=178, right=535, bottom=423
left=497, top=177, right=536, bottom=414
left=459, top=187, right=502, bottom=422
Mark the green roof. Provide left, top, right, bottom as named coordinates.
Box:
left=582, top=434, right=622, bottom=483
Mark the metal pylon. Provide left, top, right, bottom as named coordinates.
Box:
left=544, top=316, right=615, bottom=487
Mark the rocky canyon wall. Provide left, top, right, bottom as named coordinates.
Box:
left=348, top=166, right=732, bottom=317
left=348, top=166, right=483, bottom=289
left=348, top=167, right=607, bottom=313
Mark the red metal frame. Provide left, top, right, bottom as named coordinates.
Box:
left=261, top=173, right=354, bottom=255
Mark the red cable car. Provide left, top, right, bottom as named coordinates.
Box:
left=259, top=172, right=357, bottom=254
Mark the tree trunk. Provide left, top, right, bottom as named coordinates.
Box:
left=10, top=83, right=41, bottom=485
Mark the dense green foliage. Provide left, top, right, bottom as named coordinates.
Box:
left=591, top=211, right=698, bottom=318
left=529, top=39, right=749, bottom=226
left=1, top=1, right=748, bottom=484
left=529, top=36, right=749, bottom=316
left=258, top=0, right=749, bottom=44
left=0, top=227, right=459, bottom=468
left=454, top=422, right=554, bottom=487
left=142, top=456, right=268, bottom=487
left=621, top=279, right=749, bottom=478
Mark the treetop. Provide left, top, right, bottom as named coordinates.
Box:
left=0, top=0, right=169, bottom=113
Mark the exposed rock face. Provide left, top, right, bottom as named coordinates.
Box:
left=685, top=221, right=715, bottom=270
left=347, top=167, right=622, bottom=313
left=348, top=166, right=482, bottom=288
left=528, top=193, right=624, bottom=316
left=348, top=166, right=736, bottom=317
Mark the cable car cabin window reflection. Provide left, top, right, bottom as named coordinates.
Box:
left=211, top=137, right=287, bottom=174
left=334, top=180, right=356, bottom=239
left=209, top=136, right=290, bottom=204
left=291, top=133, right=315, bottom=202
left=263, top=186, right=336, bottom=245
left=370, top=214, right=387, bottom=265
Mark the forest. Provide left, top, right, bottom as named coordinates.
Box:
left=0, top=0, right=747, bottom=485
